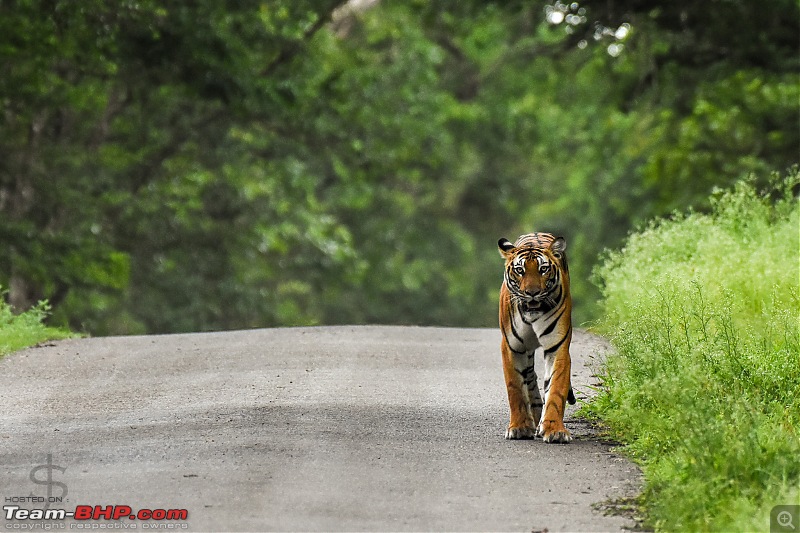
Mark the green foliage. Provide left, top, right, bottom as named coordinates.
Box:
left=589, top=172, right=800, bottom=531
left=0, top=1, right=797, bottom=333
left=0, top=292, right=74, bottom=357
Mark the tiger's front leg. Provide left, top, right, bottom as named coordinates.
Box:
left=528, top=346, right=545, bottom=427
left=538, top=334, right=573, bottom=444
left=501, top=340, right=537, bottom=439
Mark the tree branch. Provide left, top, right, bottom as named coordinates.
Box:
left=261, top=1, right=348, bottom=78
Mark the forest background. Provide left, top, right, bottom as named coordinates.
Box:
left=1, top=0, right=798, bottom=335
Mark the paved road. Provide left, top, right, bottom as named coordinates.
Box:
left=1, top=326, right=639, bottom=532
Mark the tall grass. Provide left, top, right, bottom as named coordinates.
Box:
left=0, top=294, right=74, bottom=357
left=590, top=171, right=800, bottom=531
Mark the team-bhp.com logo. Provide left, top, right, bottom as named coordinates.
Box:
left=4, top=505, right=188, bottom=522
left=3, top=455, right=189, bottom=530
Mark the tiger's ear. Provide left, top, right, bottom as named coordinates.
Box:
left=498, top=238, right=515, bottom=259
left=550, top=237, right=567, bottom=257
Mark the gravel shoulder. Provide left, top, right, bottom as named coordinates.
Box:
left=0, top=326, right=640, bottom=532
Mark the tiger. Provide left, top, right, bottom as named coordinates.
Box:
left=498, top=232, right=576, bottom=443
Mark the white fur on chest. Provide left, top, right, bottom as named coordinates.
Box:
left=506, top=307, right=542, bottom=355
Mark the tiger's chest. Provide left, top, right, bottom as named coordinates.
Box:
left=505, top=301, right=564, bottom=356
left=505, top=304, right=547, bottom=354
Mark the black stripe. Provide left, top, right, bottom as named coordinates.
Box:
left=502, top=329, right=526, bottom=354
left=544, top=326, right=571, bottom=354
left=518, top=366, right=536, bottom=383
left=508, top=307, right=525, bottom=345
left=552, top=280, right=563, bottom=301
left=543, top=377, right=550, bottom=393
left=541, top=305, right=566, bottom=337
left=539, top=295, right=564, bottom=322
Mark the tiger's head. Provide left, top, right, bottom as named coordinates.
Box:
left=498, top=233, right=568, bottom=313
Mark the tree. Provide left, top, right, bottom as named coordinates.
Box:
left=1, top=0, right=797, bottom=332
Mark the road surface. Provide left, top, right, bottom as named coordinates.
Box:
left=0, top=326, right=640, bottom=531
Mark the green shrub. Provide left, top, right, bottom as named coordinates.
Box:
left=0, top=294, right=74, bottom=357
left=590, top=170, right=800, bottom=531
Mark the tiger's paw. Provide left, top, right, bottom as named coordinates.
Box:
left=537, top=421, right=572, bottom=444
left=505, top=425, right=537, bottom=440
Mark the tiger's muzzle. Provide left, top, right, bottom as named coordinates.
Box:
left=521, top=288, right=557, bottom=312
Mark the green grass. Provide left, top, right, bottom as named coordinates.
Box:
left=0, top=296, right=75, bottom=357
left=588, top=170, right=800, bottom=531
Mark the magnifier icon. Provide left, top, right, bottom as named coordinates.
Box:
left=778, top=511, right=796, bottom=530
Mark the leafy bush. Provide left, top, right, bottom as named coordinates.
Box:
left=590, top=170, right=800, bottom=531
left=0, top=293, right=74, bottom=357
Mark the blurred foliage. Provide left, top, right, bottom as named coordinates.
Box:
left=0, top=0, right=797, bottom=333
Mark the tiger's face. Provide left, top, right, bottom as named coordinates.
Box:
left=498, top=236, right=566, bottom=313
